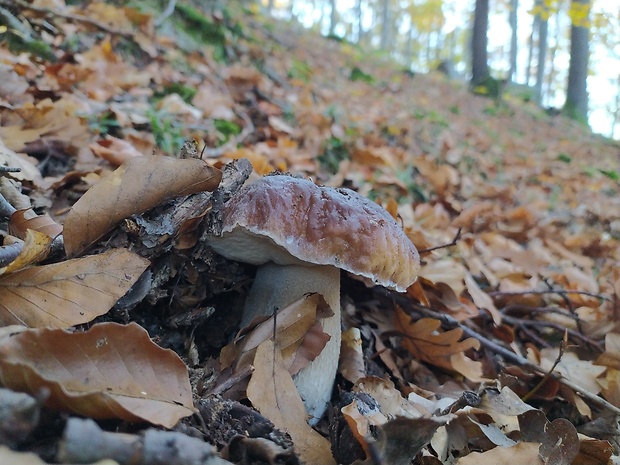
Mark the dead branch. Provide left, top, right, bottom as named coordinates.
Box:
left=501, top=313, right=604, bottom=352
left=58, top=418, right=233, bottom=465
left=407, top=301, right=620, bottom=416
left=488, top=288, right=610, bottom=302
left=417, top=227, right=462, bottom=254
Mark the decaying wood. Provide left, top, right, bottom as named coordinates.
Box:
left=58, top=418, right=233, bottom=465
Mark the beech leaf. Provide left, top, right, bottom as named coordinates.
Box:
left=247, top=339, right=336, bottom=465
left=63, top=155, right=222, bottom=256
left=0, top=322, right=194, bottom=428
left=0, top=248, right=150, bottom=328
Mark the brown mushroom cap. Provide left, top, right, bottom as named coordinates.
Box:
left=209, top=175, right=420, bottom=292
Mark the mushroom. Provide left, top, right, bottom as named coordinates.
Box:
left=208, top=174, right=420, bottom=423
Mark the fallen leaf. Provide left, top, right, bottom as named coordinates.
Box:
left=9, top=209, right=63, bottom=239
left=63, top=155, right=222, bottom=256
left=395, top=308, right=481, bottom=378
left=2, top=230, right=52, bottom=275
left=0, top=248, right=150, bottom=328
left=247, top=339, right=336, bottom=465
left=220, top=293, right=332, bottom=376
left=456, top=442, right=543, bottom=465
left=89, top=136, right=144, bottom=166
left=0, top=322, right=194, bottom=428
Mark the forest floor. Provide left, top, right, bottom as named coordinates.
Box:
left=0, top=1, right=619, bottom=465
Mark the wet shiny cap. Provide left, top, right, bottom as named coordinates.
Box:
left=208, top=175, right=420, bottom=292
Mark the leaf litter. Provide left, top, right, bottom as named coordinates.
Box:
left=0, top=1, right=618, bottom=465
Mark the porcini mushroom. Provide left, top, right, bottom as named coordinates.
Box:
left=208, top=174, right=420, bottom=423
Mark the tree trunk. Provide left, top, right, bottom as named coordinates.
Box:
left=355, top=0, right=363, bottom=43
left=380, top=0, right=390, bottom=50
left=564, top=0, right=590, bottom=122
left=329, top=0, right=337, bottom=36
left=535, top=2, right=548, bottom=104
left=508, top=0, right=518, bottom=82
left=526, top=13, right=539, bottom=85
left=471, top=0, right=489, bottom=85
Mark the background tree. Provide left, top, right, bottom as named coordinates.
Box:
left=471, top=0, right=489, bottom=85
left=534, top=0, right=549, bottom=104
left=508, top=0, right=518, bottom=82
left=564, top=0, right=590, bottom=122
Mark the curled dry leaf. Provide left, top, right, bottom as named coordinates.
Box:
left=0, top=248, right=150, bottom=328
left=9, top=209, right=63, bottom=239
left=220, top=293, right=332, bottom=376
left=63, top=155, right=222, bottom=256
left=247, top=339, right=336, bottom=465
left=2, top=230, right=53, bottom=275
left=89, top=136, right=144, bottom=166
left=0, top=322, right=195, bottom=428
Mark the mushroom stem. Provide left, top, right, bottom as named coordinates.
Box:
left=242, top=263, right=341, bottom=425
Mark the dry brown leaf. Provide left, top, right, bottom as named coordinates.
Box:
left=220, top=293, right=332, bottom=376
left=456, top=442, right=543, bottom=465
left=0, top=322, right=194, bottom=428
left=9, top=210, right=63, bottom=239
left=353, top=377, right=427, bottom=419
left=339, top=327, right=365, bottom=383
left=464, top=273, right=501, bottom=324
left=89, top=136, right=144, bottom=166
left=0, top=248, right=150, bottom=328
left=395, top=308, right=481, bottom=377
left=2, top=230, right=52, bottom=275
left=247, top=339, right=336, bottom=465
left=63, top=155, right=222, bottom=256
left=539, top=349, right=606, bottom=395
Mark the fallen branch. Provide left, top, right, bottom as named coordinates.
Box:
left=406, top=301, right=620, bottom=416
left=58, top=418, right=233, bottom=465
left=488, top=288, right=609, bottom=302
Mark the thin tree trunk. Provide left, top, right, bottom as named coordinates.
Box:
left=564, top=0, right=590, bottom=122
left=508, top=0, right=518, bottom=82
left=471, top=0, right=490, bottom=84
left=611, top=74, right=620, bottom=138
left=380, top=0, right=390, bottom=50
left=535, top=3, right=548, bottom=104
left=526, top=14, right=539, bottom=85
left=544, top=12, right=561, bottom=107
left=329, top=0, right=336, bottom=36
left=355, top=0, right=363, bottom=43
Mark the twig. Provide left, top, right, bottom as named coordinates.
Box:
left=488, top=289, right=609, bottom=302
left=418, top=227, right=461, bottom=254
left=501, top=314, right=604, bottom=352
left=201, top=109, right=255, bottom=158
left=522, top=340, right=564, bottom=402
left=405, top=301, right=620, bottom=416
left=9, top=0, right=133, bottom=38
left=154, top=0, right=177, bottom=27
left=0, top=193, right=16, bottom=218
left=0, top=166, right=21, bottom=173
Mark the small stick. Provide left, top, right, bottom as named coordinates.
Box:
left=0, top=166, right=21, bottom=173
left=488, top=289, right=609, bottom=302
left=418, top=227, right=461, bottom=254
left=407, top=301, right=620, bottom=416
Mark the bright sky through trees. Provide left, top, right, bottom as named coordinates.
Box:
left=282, top=0, right=620, bottom=139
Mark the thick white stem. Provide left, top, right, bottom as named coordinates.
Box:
left=242, top=263, right=340, bottom=425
